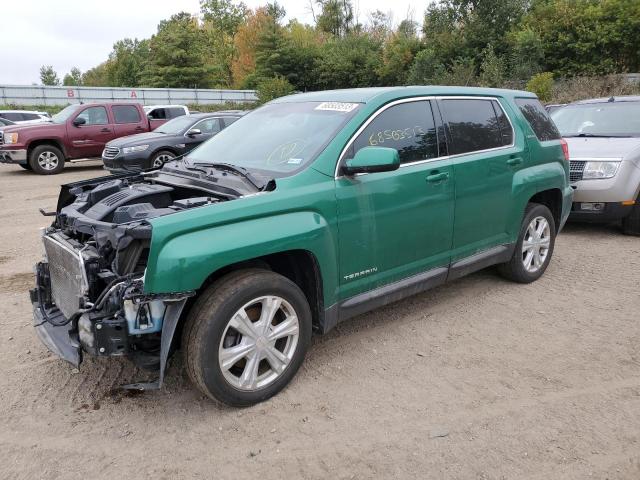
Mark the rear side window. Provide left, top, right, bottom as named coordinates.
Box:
left=223, top=117, right=239, bottom=127
left=168, top=107, right=186, bottom=119
left=148, top=108, right=167, bottom=119
left=22, top=113, right=41, bottom=121
left=441, top=99, right=511, bottom=155
left=515, top=98, right=560, bottom=141
left=113, top=105, right=141, bottom=124
left=346, top=100, right=439, bottom=164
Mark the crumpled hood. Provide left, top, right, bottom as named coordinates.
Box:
left=565, top=137, right=640, bottom=166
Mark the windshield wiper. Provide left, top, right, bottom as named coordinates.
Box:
left=564, top=133, right=631, bottom=138
left=192, top=162, right=267, bottom=190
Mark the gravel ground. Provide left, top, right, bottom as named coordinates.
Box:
left=1, top=162, right=639, bottom=480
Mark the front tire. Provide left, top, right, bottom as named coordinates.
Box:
left=183, top=269, right=312, bottom=407
left=498, top=203, right=556, bottom=283
left=622, top=200, right=640, bottom=236
left=29, top=145, right=65, bottom=175
left=148, top=150, right=175, bottom=169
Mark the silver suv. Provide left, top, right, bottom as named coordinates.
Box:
left=551, top=96, right=640, bottom=235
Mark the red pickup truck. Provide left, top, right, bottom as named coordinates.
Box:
left=0, top=102, right=173, bottom=174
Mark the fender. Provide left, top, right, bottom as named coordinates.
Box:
left=144, top=209, right=338, bottom=304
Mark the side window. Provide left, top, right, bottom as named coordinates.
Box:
left=346, top=100, right=438, bottom=165
left=223, top=117, right=239, bottom=127
left=168, top=107, right=186, bottom=119
left=192, top=118, right=221, bottom=134
left=441, top=99, right=506, bottom=155
left=112, top=105, right=141, bottom=124
left=75, top=106, right=108, bottom=125
left=492, top=100, right=514, bottom=146
left=515, top=98, right=560, bottom=141
left=22, top=113, right=41, bottom=121
left=148, top=108, right=166, bottom=120
left=3, top=112, right=23, bottom=121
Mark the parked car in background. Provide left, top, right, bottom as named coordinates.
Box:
left=143, top=105, right=189, bottom=124
left=102, top=111, right=245, bottom=172
left=545, top=104, right=566, bottom=115
left=551, top=96, right=640, bottom=235
left=31, top=86, right=572, bottom=406
left=0, top=118, right=15, bottom=127
left=0, top=102, right=165, bottom=174
left=0, top=110, right=50, bottom=124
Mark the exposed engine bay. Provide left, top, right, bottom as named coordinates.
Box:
left=30, top=162, right=274, bottom=385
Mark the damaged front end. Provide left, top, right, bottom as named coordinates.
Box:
left=30, top=165, right=265, bottom=388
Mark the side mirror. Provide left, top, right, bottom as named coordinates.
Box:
left=342, top=146, right=400, bottom=176
left=72, top=117, right=86, bottom=127
left=187, top=129, right=202, bottom=137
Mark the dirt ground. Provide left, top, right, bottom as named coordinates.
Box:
left=0, top=161, right=639, bottom=480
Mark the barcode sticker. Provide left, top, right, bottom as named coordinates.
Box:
left=315, top=102, right=359, bottom=112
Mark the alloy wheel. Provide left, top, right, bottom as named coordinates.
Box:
left=37, top=151, right=59, bottom=171
left=218, top=295, right=300, bottom=391
left=522, top=216, right=551, bottom=273
left=153, top=153, right=174, bottom=167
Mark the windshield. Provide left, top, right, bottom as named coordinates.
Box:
left=551, top=101, right=640, bottom=137
left=51, top=105, right=81, bottom=124
left=155, top=116, right=196, bottom=134
left=186, top=101, right=361, bottom=176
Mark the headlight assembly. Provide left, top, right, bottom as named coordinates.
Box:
left=3, top=132, right=18, bottom=144
left=122, top=144, right=150, bottom=154
left=582, top=161, right=620, bottom=180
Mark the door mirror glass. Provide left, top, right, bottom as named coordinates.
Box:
left=342, top=146, right=400, bottom=176
left=187, top=128, right=202, bottom=137
left=73, top=117, right=86, bottom=127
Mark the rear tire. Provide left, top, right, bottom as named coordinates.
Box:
left=498, top=203, right=556, bottom=283
left=28, top=145, right=65, bottom=175
left=183, top=269, right=312, bottom=407
left=621, top=201, right=640, bottom=236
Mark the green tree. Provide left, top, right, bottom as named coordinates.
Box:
left=315, top=0, right=354, bottom=37
left=508, top=28, right=544, bottom=81
left=479, top=45, right=506, bottom=87
left=407, top=48, right=447, bottom=85
left=526, top=72, right=554, bottom=102
left=82, top=63, right=110, bottom=87
left=315, top=34, right=382, bottom=89
left=39, top=65, right=60, bottom=86
left=142, top=13, right=211, bottom=88
left=201, top=0, right=248, bottom=87
left=377, top=25, right=422, bottom=86
left=63, top=67, right=83, bottom=86
left=105, top=38, right=149, bottom=87
left=256, top=75, right=295, bottom=103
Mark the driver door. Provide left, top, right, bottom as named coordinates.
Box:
left=66, top=106, right=116, bottom=158
left=335, top=99, right=455, bottom=301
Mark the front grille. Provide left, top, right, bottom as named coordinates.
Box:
left=0, top=131, right=4, bottom=144
left=569, top=160, right=586, bottom=182
left=103, top=146, right=120, bottom=159
left=42, top=234, right=88, bottom=319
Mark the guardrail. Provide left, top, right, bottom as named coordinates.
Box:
left=0, top=85, right=258, bottom=106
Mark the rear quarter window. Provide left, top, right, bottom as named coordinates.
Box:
left=515, top=98, right=560, bottom=141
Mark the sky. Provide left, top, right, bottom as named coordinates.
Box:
left=2, top=0, right=425, bottom=85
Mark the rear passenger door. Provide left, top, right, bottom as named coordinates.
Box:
left=438, top=97, right=526, bottom=261
left=112, top=104, right=146, bottom=138
left=335, top=99, right=454, bottom=300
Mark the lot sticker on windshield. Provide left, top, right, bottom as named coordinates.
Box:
left=287, top=158, right=303, bottom=165
left=315, top=102, right=359, bottom=113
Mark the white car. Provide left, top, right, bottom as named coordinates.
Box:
left=143, top=105, right=189, bottom=121
left=0, top=110, right=51, bottom=124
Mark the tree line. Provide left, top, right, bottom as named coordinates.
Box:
left=39, top=0, right=640, bottom=103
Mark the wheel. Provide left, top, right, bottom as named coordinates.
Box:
left=622, top=201, right=640, bottom=236
left=498, top=203, right=556, bottom=283
left=148, top=150, right=175, bottom=169
left=28, top=145, right=65, bottom=175
left=19, top=163, right=32, bottom=170
left=183, top=269, right=312, bottom=406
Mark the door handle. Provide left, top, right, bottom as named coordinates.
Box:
left=100, top=128, right=111, bottom=133
left=134, top=126, right=144, bottom=131
left=507, top=157, right=523, bottom=166
left=426, top=172, right=449, bottom=183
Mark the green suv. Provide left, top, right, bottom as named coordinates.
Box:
left=31, top=87, right=573, bottom=406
